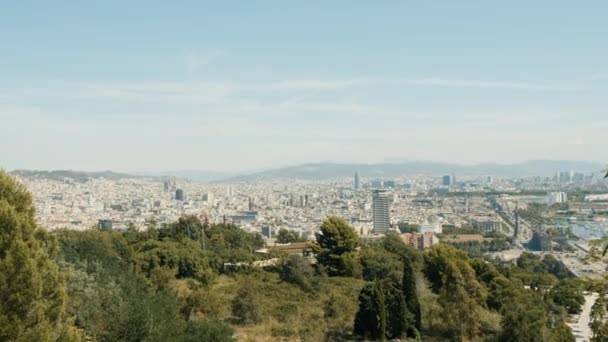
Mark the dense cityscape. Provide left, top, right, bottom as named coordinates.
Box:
left=8, top=166, right=608, bottom=340
left=3, top=2, right=608, bottom=341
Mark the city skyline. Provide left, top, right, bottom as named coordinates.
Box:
left=2, top=2, right=608, bottom=171
left=3, top=3, right=608, bottom=341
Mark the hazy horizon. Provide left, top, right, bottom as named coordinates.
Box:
left=4, top=158, right=604, bottom=176
left=2, top=2, right=607, bottom=172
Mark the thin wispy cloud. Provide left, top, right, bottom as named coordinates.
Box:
left=184, top=48, right=225, bottom=74
left=4, top=74, right=586, bottom=105
left=397, top=77, right=571, bottom=90
left=583, top=73, right=608, bottom=82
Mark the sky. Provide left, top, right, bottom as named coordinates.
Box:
left=1, top=1, right=607, bottom=172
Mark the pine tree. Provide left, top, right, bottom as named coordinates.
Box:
left=438, top=262, right=481, bottom=341
left=0, top=170, right=81, bottom=341
left=313, top=216, right=360, bottom=276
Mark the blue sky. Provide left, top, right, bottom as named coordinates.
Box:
left=1, top=1, right=607, bottom=172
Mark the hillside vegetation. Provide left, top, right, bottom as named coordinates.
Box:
left=0, top=170, right=602, bottom=341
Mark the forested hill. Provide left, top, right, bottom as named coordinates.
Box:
left=2, top=169, right=606, bottom=341
left=11, top=169, right=141, bottom=182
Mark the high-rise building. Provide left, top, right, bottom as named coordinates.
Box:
left=371, top=180, right=383, bottom=188
left=547, top=192, right=567, bottom=205
left=558, top=171, right=574, bottom=183
left=354, top=171, right=360, bottom=190
left=203, top=192, right=214, bottom=203
left=420, top=219, right=442, bottom=234
left=372, top=189, right=391, bottom=234
left=384, top=180, right=396, bottom=188
left=442, top=175, right=453, bottom=186
left=163, top=178, right=176, bottom=192
left=400, top=232, right=438, bottom=250
left=175, top=189, right=184, bottom=201
left=248, top=196, right=255, bottom=211
left=472, top=217, right=502, bottom=233
left=98, top=219, right=113, bottom=231
left=261, top=226, right=272, bottom=239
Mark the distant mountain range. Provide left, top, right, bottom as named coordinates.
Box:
left=10, top=160, right=605, bottom=183
left=215, top=160, right=605, bottom=182
left=137, top=170, right=238, bottom=183
left=11, top=169, right=142, bottom=182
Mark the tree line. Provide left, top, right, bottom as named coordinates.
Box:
left=0, top=169, right=596, bottom=341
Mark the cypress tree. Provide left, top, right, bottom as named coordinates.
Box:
left=385, top=280, right=409, bottom=339
left=403, top=256, right=421, bottom=334
left=375, top=280, right=387, bottom=341
left=354, top=283, right=380, bottom=339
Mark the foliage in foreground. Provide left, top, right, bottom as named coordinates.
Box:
left=0, top=170, right=587, bottom=341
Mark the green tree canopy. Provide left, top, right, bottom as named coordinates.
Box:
left=353, top=283, right=381, bottom=340
left=0, top=170, right=82, bottom=341
left=313, top=216, right=360, bottom=277
left=360, top=247, right=403, bottom=282
left=132, top=238, right=215, bottom=285
left=354, top=278, right=416, bottom=341
left=278, top=254, right=317, bottom=292
left=499, top=290, right=549, bottom=342
left=275, top=228, right=306, bottom=243
left=402, top=256, right=421, bottom=334
left=438, top=262, right=482, bottom=341
left=159, top=215, right=205, bottom=241
left=423, top=244, right=468, bottom=293
left=550, top=278, right=585, bottom=315
left=231, top=286, right=261, bottom=325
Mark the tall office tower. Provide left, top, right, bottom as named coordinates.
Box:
left=261, top=226, right=272, bottom=239
left=513, top=207, right=519, bottom=241
left=383, top=180, right=396, bottom=188
left=442, top=175, right=453, bottom=186
left=371, top=180, right=383, bottom=188
left=203, top=192, right=214, bottom=203
left=559, top=171, right=574, bottom=184
left=289, top=194, right=296, bottom=206
left=354, top=171, right=360, bottom=190
left=163, top=178, right=171, bottom=192
left=175, top=189, right=184, bottom=201
left=372, top=189, right=391, bottom=234
left=248, top=196, right=255, bottom=211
